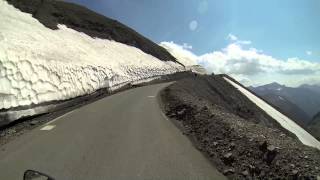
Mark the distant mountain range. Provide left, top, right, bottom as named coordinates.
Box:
left=249, top=82, right=320, bottom=124
left=299, top=84, right=320, bottom=95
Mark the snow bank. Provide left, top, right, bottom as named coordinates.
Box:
left=0, top=0, right=183, bottom=110
left=224, top=77, right=320, bottom=150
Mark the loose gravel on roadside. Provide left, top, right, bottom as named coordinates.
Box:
left=160, top=75, right=320, bottom=179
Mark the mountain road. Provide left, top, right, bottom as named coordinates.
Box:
left=0, top=83, right=225, bottom=180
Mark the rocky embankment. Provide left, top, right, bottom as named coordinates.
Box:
left=160, top=75, right=320, bottom=179
left=309, top=113, right=320, bottom=141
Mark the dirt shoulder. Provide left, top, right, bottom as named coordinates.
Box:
left=159, top=75, right=320, bottom=179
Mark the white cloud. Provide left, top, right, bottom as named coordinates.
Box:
left=227, top=33, right=238, bottom=41
left=198, top=43, right=320, bottom=76
left=306, top=51, right=312, bottom=55
left=237, top=40, right=252, bottom=45
left=159, top=41, right=198, bottom=66
left=227, top=33, right=251, bottom=45
left=182, top=43, right=192, bottom=50
left=160, top=37, right=320, bottom=87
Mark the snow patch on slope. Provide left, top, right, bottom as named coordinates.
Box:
left=0, top=0, right=183, bottom=110
left=224, top=77, right=320, bottom=150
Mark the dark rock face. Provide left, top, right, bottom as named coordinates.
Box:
left=163, top=74, right=296, bottom=134
left=160, top=75, right=320, bottom=179
left=5, top=0, right=180, bottom=64
left=257, top=93, right=310, bottom=127
left=309, top=112, right=320, bottom=140
left=223, top=152, right=234, bottom=165
left=223, top=168, right=235, bottom=175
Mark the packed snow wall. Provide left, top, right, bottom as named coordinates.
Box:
left=0, top=0, right=184, bottom=111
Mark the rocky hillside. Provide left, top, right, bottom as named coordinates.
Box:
left=251, top=93, right=310, bottom=128
left=160, top=75, right=320, bottom=179
left=300, top=84, right=320, bottom=94
left=309, top=112, right=320, bottom=140
left=6, top=0, right=179, bottom=64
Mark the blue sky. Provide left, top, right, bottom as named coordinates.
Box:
left=68, top=0, right=319, bottom=60
left=67, top=0, right=320, bottom=86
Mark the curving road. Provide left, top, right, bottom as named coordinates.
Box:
left=0, top=83, right=225, bottom=180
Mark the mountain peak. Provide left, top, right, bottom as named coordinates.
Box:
left=259, top=82, right=285, bottom=91
left=268, top=82, right=283, bottom=87
left=299, top=84, right=320, bottom=95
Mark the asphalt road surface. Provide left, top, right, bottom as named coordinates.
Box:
left=0, top=83, right=225, bottom=180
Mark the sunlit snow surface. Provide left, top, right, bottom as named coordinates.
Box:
left=0, top=1, right=183, bottom=110
left=224, top=77, right=320, bottom=150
